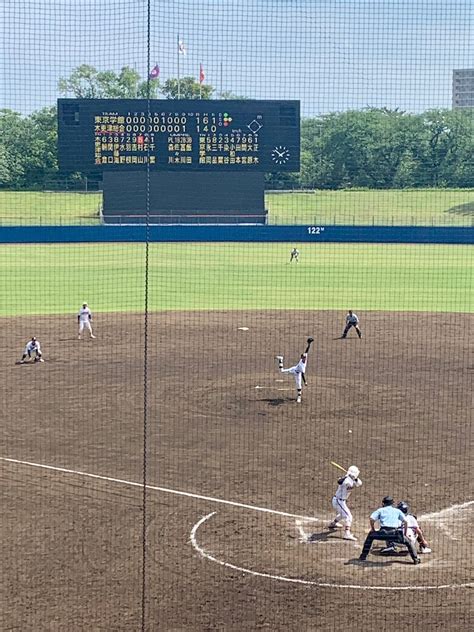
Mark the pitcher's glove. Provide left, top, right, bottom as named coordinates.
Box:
left=307, top=337, right=314, bottom=343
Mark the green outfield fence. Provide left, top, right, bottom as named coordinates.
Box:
left=1, top=2, right=473, bottom=631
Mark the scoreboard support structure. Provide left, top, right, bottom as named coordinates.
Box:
left=58, top=98, right=300, bottom=225
left=102, top=171, right=266, bottom=224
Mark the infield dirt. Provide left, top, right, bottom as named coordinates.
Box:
left=1, top=310, right=473, bottom=631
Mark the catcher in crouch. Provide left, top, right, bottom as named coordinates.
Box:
left=275, top=337, right=314, bottom=403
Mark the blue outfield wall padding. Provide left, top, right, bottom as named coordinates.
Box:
left=0, top=225, right=472, bottom=244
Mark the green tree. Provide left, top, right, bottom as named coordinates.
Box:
left=160, top=76, right=214, bottom=99
left=0, top=107, right=59, bottom=189
left=301, top=109, right=426, bottom=189
left=0, top=144, right=16, bottom=186
left=0, top=110, right=29, bottom=188
left=414, top=109, right=474, bottom=187
left=26, top=107, right=59, bottom=186
left=58, top=64, right=159, bottom=99
left=219, top=90, right=248, bottom=100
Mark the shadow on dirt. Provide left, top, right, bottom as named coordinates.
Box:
left=259, top=397, right=295, bottom=406
left=307, top=530, right=340, bottom=543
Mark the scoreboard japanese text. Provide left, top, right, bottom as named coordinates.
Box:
left=58, top=99, right=300, bottom=172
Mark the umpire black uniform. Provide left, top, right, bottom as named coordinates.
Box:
left=359, top=496, right=420, bottom=564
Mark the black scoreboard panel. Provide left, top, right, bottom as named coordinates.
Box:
left=58, top=99, right=300, bottom=172
left=102, top=172, right=266, bottom=224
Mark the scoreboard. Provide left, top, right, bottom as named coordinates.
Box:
left=58, top=99, right=300, bottom=172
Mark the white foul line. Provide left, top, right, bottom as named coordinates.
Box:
left=0, top=456, right=316, bottom=521
left=190, top=512, right=474, bottom=592
left=420, top=500, right=474, bottom=521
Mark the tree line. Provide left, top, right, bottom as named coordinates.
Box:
left=1, top=65, right=472, bottom=190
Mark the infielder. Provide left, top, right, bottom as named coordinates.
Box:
left=78, top=303, right=96, bottom=339
left=289, top=247, right=300, bottom=263
left=342, top=310, right=362, bottom=339
left=20, top=337, right=44, bottom=363
left=328, top=465, right=362, bottom=541
left=381, top=501, right=432, bottom=555
left=275, top=337, right=313, bottom=403
left=358, top=496, right=421, bottom=564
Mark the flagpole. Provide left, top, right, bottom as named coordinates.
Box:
left=177, top=34, right=181, bottom=99
left=199, top=63, right=202, bottom=99
left=220, top=61, right=223, bottom=98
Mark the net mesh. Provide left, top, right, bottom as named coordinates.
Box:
left=1, top=1, right=473, bottom=630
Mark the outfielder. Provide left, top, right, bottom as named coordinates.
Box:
left=78, top=303, right=96, bottom=339
left=275, top=337, right=313, bottom=403
left=342, top=310, right=362, bottom=339
left=289, top=247, right=300, bottom=263
left=328, top=465, right=362, bottom=541
left=20, top=337, right=44, bottom=363
left=381, top=501, right=432, bottom=555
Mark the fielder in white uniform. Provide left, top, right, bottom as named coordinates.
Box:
left=342, top=310, right=362, bottom=339
left=275, top=337, right=313, bottom=403
left=78, top=303, right=96, bottom=339
left=289, top=247, right=300, bottom=263
left=328, top=465, right=362, bottom=540
left=20, top=337, right=44, bottom=363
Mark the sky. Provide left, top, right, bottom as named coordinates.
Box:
left=1, top=0, right=473, bottom=116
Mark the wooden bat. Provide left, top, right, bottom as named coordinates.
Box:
left=330, top=461, right=347, bottom=473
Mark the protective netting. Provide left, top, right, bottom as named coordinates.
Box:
left=1, top=2, right=473, bottom=631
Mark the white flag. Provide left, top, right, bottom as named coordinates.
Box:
left=178, top=40, right=186, bottom=55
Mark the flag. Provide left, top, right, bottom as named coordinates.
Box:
left=149, top=64, right=160, bottom=79
left=178, top=40, right=186, bottom=55
left=199, top=63, right=205, bottom=84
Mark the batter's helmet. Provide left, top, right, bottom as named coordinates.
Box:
left=397, top=501, right=409, bottom=514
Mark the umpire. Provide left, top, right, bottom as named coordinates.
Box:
left=359, top=496, right=421, bottom=565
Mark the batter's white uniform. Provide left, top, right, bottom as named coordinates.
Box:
left=78, top=306, right=93, bottom=335
left=331, top=475, right=363, bottom=527
left=280, top=353, right=307, bottom=389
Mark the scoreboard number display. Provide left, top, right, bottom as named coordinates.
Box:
left=58, top=99, right=300, bottom=172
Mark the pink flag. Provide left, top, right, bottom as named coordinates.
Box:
left=199, top=63, right=205, bottom=84
left=149, top=64, right=160, bottom=79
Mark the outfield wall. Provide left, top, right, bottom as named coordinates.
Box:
left=0, top=225, right=472, bottom=244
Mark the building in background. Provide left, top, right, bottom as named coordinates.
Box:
left=452, top=69, right=474, bottom=108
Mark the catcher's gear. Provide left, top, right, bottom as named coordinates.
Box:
left=307, top=337, right=314, bottom=343
left=397, top=501, right=409, bottom=514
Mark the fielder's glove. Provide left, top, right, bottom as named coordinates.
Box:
left=307, top=337, right=314, bottom=343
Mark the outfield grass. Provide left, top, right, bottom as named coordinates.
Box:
left=266, top=189, right=474, bottom=226
left=0, top=243, right=471, bottom=316
left=0, top=189, right=473, bottom=226
left=0, top=191, right=101, bottom=225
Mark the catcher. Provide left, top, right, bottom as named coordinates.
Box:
left=381, top=501, right=432, bottom=555
left=275, top=337, right=314, bottom=403
left=20, top=337, right=44, bottom=363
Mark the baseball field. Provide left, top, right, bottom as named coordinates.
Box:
left=0, top=188, right=473, bottom=225
left=1, top=241, right=473, bottom=630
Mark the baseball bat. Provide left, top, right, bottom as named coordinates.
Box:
left=330, top=461, right=347, bottom=473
